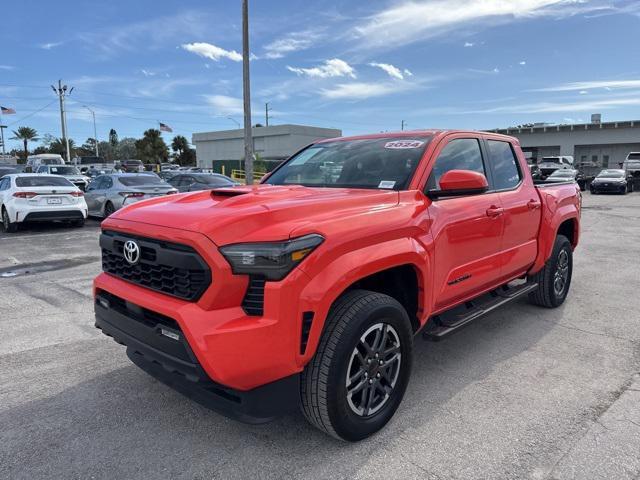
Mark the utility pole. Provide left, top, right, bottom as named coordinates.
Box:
left=265, top=102, right=271, bottom=127
left=51, top=80, right=73, bottom=163
left=83, top=105, right=99, bottom=157
left=401, top=120, right=406, bottom=131
left=242, top=0, right=254, bottom=185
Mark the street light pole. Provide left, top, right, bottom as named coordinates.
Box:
left=52, top=80, right=73, bottom=163
left=242, top=0, right=254, bottom=185
left=83, top=105, right=99, bottom=157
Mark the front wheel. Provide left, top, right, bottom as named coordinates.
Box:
left=300, top=290, right=413, bottom=441
left=528, top=235, right=573, bottom=308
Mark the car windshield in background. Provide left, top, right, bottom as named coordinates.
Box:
left=598, top=170, right=624, bottom=178
left=49, top=166, right=80, bottom=175
left=118, top=176, right=166, bottom=186
left=16, top=176, right=73, bottom=187
left=627, top=153, right=640, bottom=160
left=550, top=170, right=574, bottom=177
left=265, top=136, right=432, bottom=190
left=198, top=175, right=234, bottom=185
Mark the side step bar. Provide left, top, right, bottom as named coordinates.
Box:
left=422, top=281, right=538, bottom=341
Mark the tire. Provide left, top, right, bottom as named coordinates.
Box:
left=300, top=290, right=413, bottom=441
left=104, top=202, right=115, bottom=218
left=1, top=207, right=17, bottom=233
left=528, top=235, right=572, bottom=308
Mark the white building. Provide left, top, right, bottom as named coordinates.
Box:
left=193, top=124, right=342, bottom=170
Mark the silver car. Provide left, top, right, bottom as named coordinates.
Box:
left=85, top=173, right=177, bottom=218
left=35, top=164, right=90, bottom=191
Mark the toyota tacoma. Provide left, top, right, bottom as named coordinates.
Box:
left=94, top=130, right=581, bottom=441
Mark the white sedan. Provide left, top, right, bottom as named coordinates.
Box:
left=0, top=174, right=88, bottom=233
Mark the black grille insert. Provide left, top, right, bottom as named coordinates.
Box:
left=242, top=276, right=265, bottom=316
left=100, top=230, right=211, bottom=301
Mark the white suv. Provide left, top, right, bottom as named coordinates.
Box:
left=0, top=174, right=88, bottom=232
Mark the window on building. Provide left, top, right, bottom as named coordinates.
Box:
left=603, top=155, right=610, bottom=167
left=592, top=155, right=599, bottom=166
left=580, top=155, right=587, bottom=165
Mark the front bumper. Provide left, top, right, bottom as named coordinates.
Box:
left=591, top=182, right=626, bottom=192
left=94, top=290, right=300, bottom=423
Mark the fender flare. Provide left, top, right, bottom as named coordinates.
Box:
left=531, top=208, right=579, bottom=274
left=295, top=237, right=430, bottom=367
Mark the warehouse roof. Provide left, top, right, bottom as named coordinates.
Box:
left=490, top=119, right=640, bottom=135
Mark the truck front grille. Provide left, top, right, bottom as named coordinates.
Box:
left=100, top=230, right=211, bottom=301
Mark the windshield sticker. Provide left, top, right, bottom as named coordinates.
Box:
left=378, top=180, right=396, bottom=189
left=384, top=140, right=424, bottom=149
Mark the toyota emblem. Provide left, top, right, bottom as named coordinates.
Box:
left=123, top=240, right=140, bottom=265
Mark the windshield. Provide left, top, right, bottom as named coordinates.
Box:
left=124, top=160, right=142, bottom=165
left=118, top=176, right=165, bottom=186
left=597, top=170, right=624, bottom=178
left=49, top=166, right=80, bottom=175
left=627, top=153, right=640, bottom=161
left=265, top=136, right=432, bottom=190
left=16, top=176, right=73, bottom=187
left=38, top=158, right=63, bottom=165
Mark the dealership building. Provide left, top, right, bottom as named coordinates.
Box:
left=193, top=124, right=342, bottom=170
left=490, top=116, right=640, bottom=168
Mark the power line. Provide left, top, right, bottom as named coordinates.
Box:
left=6, top=100, right=57, bottom=127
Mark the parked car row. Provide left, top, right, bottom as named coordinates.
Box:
left=0, top=171, right=239, bottom=232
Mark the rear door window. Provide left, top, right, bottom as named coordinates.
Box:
left=426, top=138, right=486, bottom=191
left=487, top=140, right=522, bottom=190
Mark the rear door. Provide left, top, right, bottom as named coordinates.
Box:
left=485, top=137, right=542, bottom=280
left=425, top=134, right=505, bottom=311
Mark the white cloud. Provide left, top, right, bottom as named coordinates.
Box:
left=320, top=81, right=417, bottom=100
left=519, top=60, right=527, bottom=65
left=352, top=0, right=599, bottom=50
left=203, top=94, right=244, bottom=115
left=39, top=42, right=63, bottom=50
left=579, top=90, right=588, bottom=94
left=182, top=42, right=242, bottom=62
left=404, top=68, right=413, bottom=77
left=287, top=58, right=356, bottom=79
left=140, top=69, right=156, bottom=77
left=534, top=79, right=640, bottom=92
left=464, top=42, right=475, bottom=47
left=0, top=65, right=14, bottom=70
left=263, top=30, right=321, bottom=59
left=368, top=62, right=405, bottom=80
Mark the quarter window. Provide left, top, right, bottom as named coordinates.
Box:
left=427, top=138, right=485, bottom=191
left=487, top=140, right=522, bottom=190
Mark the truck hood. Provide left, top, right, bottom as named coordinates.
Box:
left=106, top=184, right=400, bottom=245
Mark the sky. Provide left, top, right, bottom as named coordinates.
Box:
left=1, top=0, right=640, bottom=152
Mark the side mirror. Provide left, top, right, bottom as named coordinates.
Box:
left=429, top=170, right=489, bottom=198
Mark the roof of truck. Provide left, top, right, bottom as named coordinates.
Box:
left=315, top=129, right=518, bottom=144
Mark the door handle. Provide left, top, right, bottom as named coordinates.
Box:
left=486, top=206, right=504, bottom=217
left=527, top=199, right=541, bottom=210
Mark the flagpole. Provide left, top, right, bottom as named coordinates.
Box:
left=0, top=112, right=5, bottom=157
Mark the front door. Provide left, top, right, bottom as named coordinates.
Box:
left=424, top=135, right=505, bottom=311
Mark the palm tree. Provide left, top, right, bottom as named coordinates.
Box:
left=10, top=127, right=39, bottom=160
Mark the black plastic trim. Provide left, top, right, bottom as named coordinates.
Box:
left=23, top=210, right=84, bottom=222
left=95, top=292, right=300, bottom=423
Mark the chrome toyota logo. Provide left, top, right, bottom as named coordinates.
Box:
left=123, top=240, right=140, bottom=265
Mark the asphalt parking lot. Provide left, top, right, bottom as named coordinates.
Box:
left=1, top=193, right=639, bottom=480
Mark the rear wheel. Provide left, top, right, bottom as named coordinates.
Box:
left=300, top=290, right=413, bottom=441
left=1, top=208, right=17, bottom=233
left=104, top=202, right=115, bottom=217
left=528, top=235, right=572, bottom=308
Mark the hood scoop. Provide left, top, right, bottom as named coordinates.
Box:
left=210, top=187, right=250, bottom=198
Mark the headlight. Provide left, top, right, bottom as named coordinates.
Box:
left=220, top=234, right=324, bottom=280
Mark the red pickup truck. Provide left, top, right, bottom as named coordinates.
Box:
left=94, top=130, right=581, bottom=441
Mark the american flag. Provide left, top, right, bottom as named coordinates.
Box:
left=1, top=106, right=16, bottom=114
left=159, top=122, right=173, bottom=133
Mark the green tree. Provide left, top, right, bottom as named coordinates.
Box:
left=116, top=137, right=137, bottom=160
left=48, top=137, right=76, bottom=157
left=135, top=129, right=168, bottom=164
left=170, top=135, right=196, bottom=165
left=109, top=129, right=118, bottom=148
left=10, top=127, right=39, bottom=160
left=76, top=138, right=97, bottom=157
